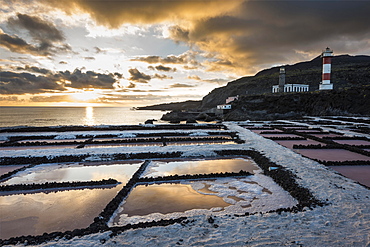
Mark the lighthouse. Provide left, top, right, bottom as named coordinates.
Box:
left=319, top=47, right=334, bottom=90
left=278, top=67, right=286, bottom=93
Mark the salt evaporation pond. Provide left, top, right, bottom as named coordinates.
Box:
left=311, top=133, right=343, bottom=138
left=259, top=133, right=301, bottom=138
left=329, top=166, right=370, bottom=187
left=0, top=145, right=77, bottom=151
left=275, top=139, right=325, bottom=149
left=333, top=139, right=370, bottom=146
left=0, top=186, right=121, bottom=239
left=84, top=143, right=162, bottom=148
left=112, top=175, right=298, bottom=226
left=0, top=161, right=142, bottom=239
left=0, top=165, right=25, bottom=176
left=143, top=158, right=260, bottom=178
left=165, top=140, right=236, bottom=146
left=115, top=183, right=231, bottom=217
left=17, top=139, right=89, bottom=144
left=250, top=129, right=283, bottom=134
left=296, top=149, right=370, bottom=162
left=4, top=161, right=141, bottom=185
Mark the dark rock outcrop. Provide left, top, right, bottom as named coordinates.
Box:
left=224, top=86, right=370, bottom=121
left=161, top=111, right=199, bottom=122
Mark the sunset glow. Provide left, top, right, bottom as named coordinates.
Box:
left=1, top=0, right=370, bottom=106
left=70, top=91, right=100, bottom=102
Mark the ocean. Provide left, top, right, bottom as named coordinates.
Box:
left=0, top=107, right=168, bottom=127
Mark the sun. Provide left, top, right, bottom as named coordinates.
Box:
left=70, top=90, right=99, bottom=102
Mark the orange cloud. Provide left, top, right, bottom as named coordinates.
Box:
left=51, top=0, right=243, bottom=28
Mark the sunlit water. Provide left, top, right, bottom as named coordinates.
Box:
left=0, top=161, right=141, bottom=239
left=116, top=183, right=231, bottom=217
left=0, top=186, right=122, bottom=239
left=4, top=162, right=142, bottom=185
left=112, top=176, right=298, bottom=226
left=0, top=107, right=167, bottom=127
left=143, top=158, right=260, bottom=177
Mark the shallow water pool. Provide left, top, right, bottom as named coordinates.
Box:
left=143, top=158, right=260, bottom=178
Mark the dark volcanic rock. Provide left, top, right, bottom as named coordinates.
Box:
left=161, top=111, right=198, bottom=122
left=195, top=113, right=216, bottom=122
left=144, top=119, right=156, bottom=124
left=186, top=118, right=197, bottom=124
left=224, top=86, right=370, bottom=121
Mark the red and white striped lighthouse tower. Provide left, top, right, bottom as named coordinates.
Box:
left=319, top=47, right=334, bottom=90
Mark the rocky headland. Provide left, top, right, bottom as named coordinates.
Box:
left=138, top=55, right=370, bottom=122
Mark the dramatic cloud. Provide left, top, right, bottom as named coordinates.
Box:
left=0, top=30, right=46, bottom=56
left=51, top=0, right=242, bottom=28
left=168, top=1, right=370, bottom=74
left=128, top=68, right=151, bottom=83
left=131, top=53, right=198, bottom=65
left=0, top=71, right=65, bottom=94
left=55, top=69, right=117, bottom=89
left=53, top=1, right=367, bottom=75
left=0, top=68, right=120, bottom=94
left=17, top=65, right=51, bottom=74
left=148, top=65, right=177, bottom=72
left=3, top=13, right=71, bottom=56
left=2, top=0, right=370, bottom=106
left=8, top=13, right=64, bottom=42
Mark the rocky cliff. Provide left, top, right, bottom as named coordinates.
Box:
left=138, top=54, right=370, bottom=121
left=224, top=86, right=370, bottom=121
left=200, top=55, right=370, bottom=110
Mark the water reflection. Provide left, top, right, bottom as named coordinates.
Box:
left=116, top=183, right=231, bottom=217
left=5, top=162, right=141, bottom=185
left=113, top=176, right=298, bottom=226
left=144, top=158, right=260, bottom=178
left=83, top=106, right=95, bottom=126
left=0, top=186, right=123, bottom=239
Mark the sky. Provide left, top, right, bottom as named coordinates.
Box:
left=1, top=0, right=370, bottom=107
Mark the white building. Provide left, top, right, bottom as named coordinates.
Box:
left=217, top=95, right=238, bottom=110
left=226, top=95, right=239, bottom=104
left=217, top=104, right=232, bottom=110
left=272, top=84, right=309, bottom=93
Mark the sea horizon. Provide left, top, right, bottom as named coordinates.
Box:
left=0, top=106, right=167, bottom=127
